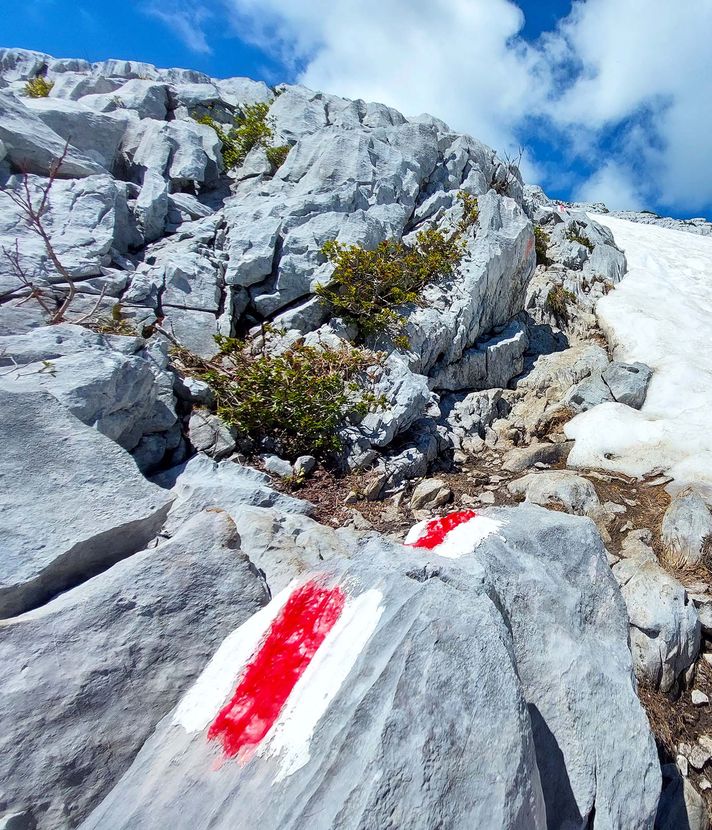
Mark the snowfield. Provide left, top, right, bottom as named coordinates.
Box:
left=565, top=214, right=712, bottom=498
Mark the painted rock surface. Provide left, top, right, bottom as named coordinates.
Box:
left=82, top=505, right=659, bottom=830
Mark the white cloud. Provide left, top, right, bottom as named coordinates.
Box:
left=573, top=162, right=645, bottom=211
left=222, top=0, right=545, bottom=154
left=144, top=2, right=213, bottom=55
left=218, top=0, right=712, bottom=216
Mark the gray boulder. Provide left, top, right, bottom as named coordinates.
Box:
left=22, top=97, right=129, bottom=170
left=0, top=387, right=173, bottom=618
left=565, top=372, right=614, bottom=412
left=613, top=555, right=701, bottom=692
left=187, top=411, right=236, bottom=459
left=0, top=90, right=105, bottom=177
left=122, top=118, right=222, bottom=189
left=134, top=168, right=168, bottom=243
left=0, top=325, right=177, bottom=453
left=80, top=79, right=168, bottom=120
left=0, top=173, right=129, bottom=296
left=152, top=454, right=308, bottom=539
left=0, top=511, right=269, bottom=829
left=80, top=540, right=548, bottom=830
left=507, top=470, right=609, bottom=527
left=661, top=487, right=712, bottom=567
left=602, top=361, right=653, bottom=409
left=81, top=503, right=659, bottom=830
left=410, top=477, right=452, bottom=510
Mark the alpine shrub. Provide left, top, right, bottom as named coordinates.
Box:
left=24, top=77, right=54, bottom=98
left=317, top=192, right=479, bottom=347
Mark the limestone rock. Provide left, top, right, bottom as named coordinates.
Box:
left=0, top=387, right=173, bottom=618
left=613, top=556, right=701, bottom=692
left=661, top=486, right=712, bottom=567
left=188, top=410, right=236, bottom=459
left=22, top=97, right=129, bottom=171
left=0, top=511, right=269, bottom=829
left=0, top=90, right=105, bottom=177
left=81, top=504, right=659, bottom=830
left=602, top=361, right=652, bottom=409
left=410, top=478, right=452, bottom=510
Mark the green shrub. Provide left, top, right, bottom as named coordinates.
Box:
left=265, top=144, right=290, bottom=170
left=316, top=192, right=478, bottom=348
left=534, top=226, right=550, bottom=266
left=565, top=225, right=594, bottom=252
left=177, top=334, right=384, bottom=460
left=195, top=103, right=289, bottom=171
left=546, top=284, right=577, bottom=322
left=24, top=77, right=54, bottom=98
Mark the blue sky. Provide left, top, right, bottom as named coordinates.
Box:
left=5, top=0, right=712, bottom=220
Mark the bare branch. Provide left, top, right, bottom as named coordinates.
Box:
left=1, top=142, right=78, bottom=324
left=69, top=286, right=107, bottom=325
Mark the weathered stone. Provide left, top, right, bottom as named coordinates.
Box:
left=410, top=478, right=452, bottom=510
left=661, top=486, right=712, bottom=567
left=0, top=511, right=269, bottom=830
left=23, top=97, right=129, bottom=171
left=507, top=470, right=609, bottom=526
left=293, top=455, right=317, bottom=477
left=0, top=325, right=177, bottom=451
left=188, top=411, right=236, bottom=459
left=80, top=79, right=168, bottom=120
left=0, top=90, right=105, bottom=177
left=0, top=387, right=173, bottom=618
left=0, top=173, right=128, bottom=295
left=502, top=441, right=570, bottom=473
left=261, top=454, right=294, bottom=478
left=82, top=504, right=659, bottom=830
left=613, top=556, right=701, bottom=692
left=602, top=361, right=653, bottom=409
left=134, top=168, right=168, bottom=243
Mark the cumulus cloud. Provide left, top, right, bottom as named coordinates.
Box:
left=573, top=162, right=645, bottom=211
left=221, top=0, right=545, bottom=153
left=216, top=0, right=712, bottom=215
left=144, top=2, right=213, bottom=55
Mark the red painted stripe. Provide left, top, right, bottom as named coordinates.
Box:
left=208, top=580, right=345, bottom=759
left=406, top=510, right=477, bottom=550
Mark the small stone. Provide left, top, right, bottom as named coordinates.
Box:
left=479, top=491, right=496, bottom=505
left=293, top=455, right=317, bottom=477
left=346, top=510, right=373, bottom=531
left=363, top=473, right=387, bottom=501
left=677, top=754, right=689, bottom=777
left=692, top=690, right=709, bottom=706
left=686, top=737, right=712, bottom=771
left=261, top=454, right=294, bottom=479
left=703, top=653, right=712, bottom=667
left=410, top=479, right=453, bottom=510
left=700, top=778, right=712, bottom=791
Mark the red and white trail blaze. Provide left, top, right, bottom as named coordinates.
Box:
left=172, top=578, right=384, bottom=780
left=405, top=509, right=504, bottom=558
left=207, top=581, right=345, bottom=759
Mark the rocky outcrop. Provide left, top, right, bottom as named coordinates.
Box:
left=0, top=387, right=173, bottom=618
left=0, top=510, right=270, bottom=829
left=81, top=506, right=659, bottom=830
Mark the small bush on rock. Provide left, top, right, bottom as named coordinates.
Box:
left=265, top=144, right=290, bottom=170
left=546, top=284, right=577, bottom=323
left=317, top=192, right=478, bottom=348
left=174, top=333, right=385, bottom=460
left=195, top=103, right=290, bottom=171
left=24, top=77, right=53, bottom=98
left=534, top=226, right=550, bottom=266
left=566, top=225, right=594, bottom=252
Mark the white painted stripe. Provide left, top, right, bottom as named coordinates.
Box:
left=404, top=515, right=505, bottom=558
left=404, top=519, right=429, bottom=546
left=259, top=588, right=384, bottom=782
left=173, top=582, right=296, bottom=733
left=434, top=516, right=504, bottom=558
